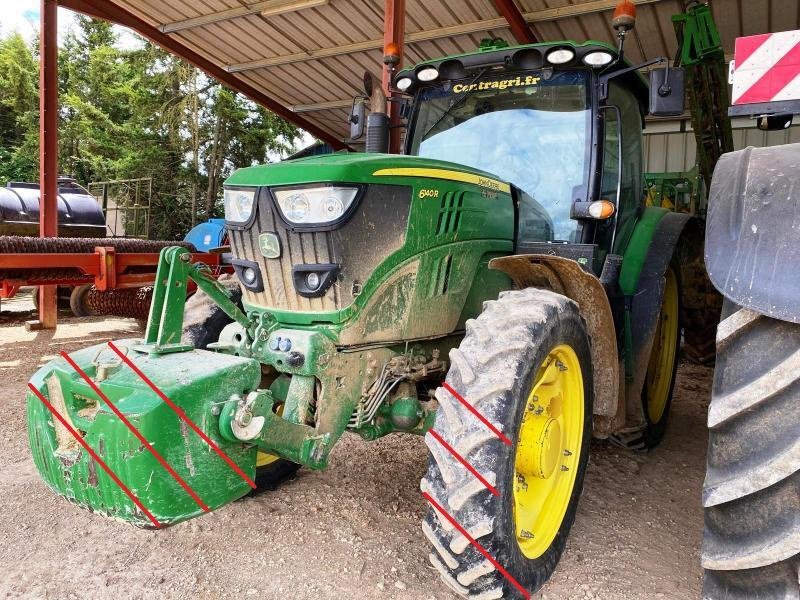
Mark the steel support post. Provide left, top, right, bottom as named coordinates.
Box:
left=383, top=0, right=405, bottom=153
left=492, top=0, right=537, bottom=44
left=38, top=0, right=59, bottom=329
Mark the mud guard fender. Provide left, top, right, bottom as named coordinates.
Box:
left=621, top=210, right=691, bottom=425
left=706, top=144, right=800, bottom=323
left=488, top=254, right=619, bottom=437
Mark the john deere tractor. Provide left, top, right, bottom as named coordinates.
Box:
left=26, top=15, right=705, bottom=600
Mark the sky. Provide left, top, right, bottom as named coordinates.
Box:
left=1, top=1, right=141, bottom=47
left=2, top=1, right=73, bottom=42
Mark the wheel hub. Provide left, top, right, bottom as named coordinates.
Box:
left=513, top=344, right=584, bottom=560
left=518, top=417, right=562, bottom=480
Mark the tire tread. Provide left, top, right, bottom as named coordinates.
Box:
left=702, top=306, right=800, bottom=598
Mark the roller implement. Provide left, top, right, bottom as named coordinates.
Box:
left=27, top=6, right=713, bottom=599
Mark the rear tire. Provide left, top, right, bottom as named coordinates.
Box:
left=677, top=219, right=722, bottom=365
left=422, top=288, right=593, bottom=598
left=639, top=265, right=681, bottom=449
left=182, top=276, right=301, bottom=492
left=702, top=302, right=800, bottom=599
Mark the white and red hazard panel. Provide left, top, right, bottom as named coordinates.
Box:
left=730, top=30, right=800, bottom=106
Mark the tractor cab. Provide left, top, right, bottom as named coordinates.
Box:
left=387, top=39, right=683, bottom=272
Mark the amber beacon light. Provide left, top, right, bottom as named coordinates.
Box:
left=612, top=0, right=637, bottom=32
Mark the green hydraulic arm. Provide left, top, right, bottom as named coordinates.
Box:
left=672, top=2, right=734, bottom=192
left=136, top=246, right=337, bottom=468
left=137, top=246, right=251, bottom=355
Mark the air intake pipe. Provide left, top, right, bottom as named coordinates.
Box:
left=363, top=72, right=389, bottom=154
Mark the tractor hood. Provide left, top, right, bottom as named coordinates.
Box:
left=223, top=151, right=515, bottom=324
left=225, top=152, right=510, bottom=192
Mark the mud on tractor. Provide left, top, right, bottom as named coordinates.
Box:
left=27, top=14, right=712, bottom=600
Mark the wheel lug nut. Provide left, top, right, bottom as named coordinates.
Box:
left=563, top=449, right=572, bottom=456
left=560, top=465, right=570, bottom=471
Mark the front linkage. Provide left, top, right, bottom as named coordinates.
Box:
left=27, top=246, right=439, bottom=527
left=145, top=246, right=440, bottom=470
left=139, top=245, right=352, bottom=470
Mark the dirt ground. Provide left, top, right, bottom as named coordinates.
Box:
left=0, top=290, right=711, bottom=600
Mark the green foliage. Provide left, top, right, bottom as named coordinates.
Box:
left=0, top=18, right=304, bottom=240
left=0, top=32, right=39, bottom=183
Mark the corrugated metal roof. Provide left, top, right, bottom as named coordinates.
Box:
left=70, top=0, right=800, bottom=142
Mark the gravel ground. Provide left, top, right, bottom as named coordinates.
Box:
left=0, top=290, right=711, bottom=599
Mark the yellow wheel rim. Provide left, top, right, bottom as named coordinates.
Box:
left=645, top=268, right=679, bottom=424
left=256, top=451, right=280, bottom=467
left=514, top=344, right=584, bottom=559
left=256, top=403, right=285, bottom=468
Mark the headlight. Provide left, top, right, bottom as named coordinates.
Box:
left=224, top=188, right=256, bottom=223
left=583, top=51, right=615, bottom=67
left=273, top=186, right=359, bottom=226
left=546, top=48, right=575, bottom=65
left=286, top=193, right=310, bottom=221
left=417, top=66, right=440, bottom=82
left=395, top=76, right=414, bottom=92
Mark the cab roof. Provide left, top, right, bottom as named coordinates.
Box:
left=395, top=40, right=649, bottom=108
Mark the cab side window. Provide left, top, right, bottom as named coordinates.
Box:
left=605, top=82, right=643, bottom=252
left=600, top=108, right=620, bottom=204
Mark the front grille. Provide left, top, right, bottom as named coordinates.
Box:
left=228, top=184, right=411, bottom=313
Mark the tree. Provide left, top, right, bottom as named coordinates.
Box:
left=0, top=17, right=305, bottom=240
left=0, top=32, right=39, bottom=183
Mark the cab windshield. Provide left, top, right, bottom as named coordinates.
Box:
left=409, top=70, right=591, bottom=242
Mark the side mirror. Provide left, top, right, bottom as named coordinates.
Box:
left=398, top=97, right=413, bottom=120
left=649, top=67, right=685, bottom=117
left=349, top=98, right=366, bottom=141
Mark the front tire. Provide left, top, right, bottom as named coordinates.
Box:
left=702, top=303, right=800, bottom=599
left=422, top=288, right=593, bottom=598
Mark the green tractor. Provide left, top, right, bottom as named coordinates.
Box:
left=27, top=20, right=705, bottom=600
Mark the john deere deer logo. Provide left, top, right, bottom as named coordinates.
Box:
left=259, top=232, right=281, bottom=259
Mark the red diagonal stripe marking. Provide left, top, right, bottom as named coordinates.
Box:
left=734, top=33, right=772, bottom=69
left=29, top=383, right=162, bottom=528
left=108, top=342, right=257, bottom=489
left=60, top=351, right=211, bottom=512
left=429, top=429, right=500, bottom=497
left=736, top=41, right=800, bottom=105
left=442, top=382, right=512, bottom=446
left=423, top=491, right=530, bottom=599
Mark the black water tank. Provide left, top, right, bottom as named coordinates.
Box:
left=0, top=178, right=107, bottom=238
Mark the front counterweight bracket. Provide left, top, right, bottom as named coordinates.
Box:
left=134, top=246, right=251, bottom=355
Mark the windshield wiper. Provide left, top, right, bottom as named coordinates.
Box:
left=420, top=67, right=489, bottom=141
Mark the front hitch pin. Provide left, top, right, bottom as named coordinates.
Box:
left=231, top=391, right=265, bottom=441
